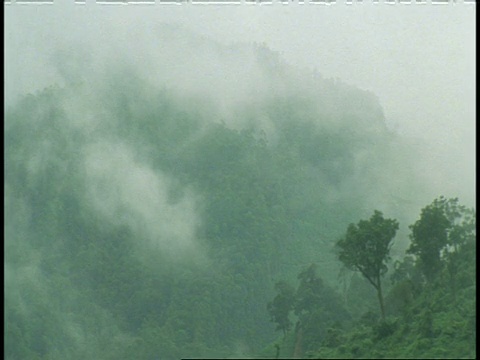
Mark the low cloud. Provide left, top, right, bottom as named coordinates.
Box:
left=84, top=141, right=200, bottom=255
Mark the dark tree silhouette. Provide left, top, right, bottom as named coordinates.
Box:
left=336, top=210, right=399, bottom=320
left=267, top=281, right=295, bottom=338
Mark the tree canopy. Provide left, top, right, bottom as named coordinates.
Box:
left=267, top=281, right=296, bottom=337
left=336, top=210, right=399, bottom=320
left=407, top=196, right=476, bottom=284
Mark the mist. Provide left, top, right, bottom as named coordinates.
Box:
left=5, top=2, right=476, bottom=359
left=6, top=1, right=475, bottom=205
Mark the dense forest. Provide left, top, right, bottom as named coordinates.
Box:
left=4, top=35, right=475, bottom=359
left=262, top=199, right=476, bottom=359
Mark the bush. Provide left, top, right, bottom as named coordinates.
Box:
left=374, top=319, right=396, bottom=340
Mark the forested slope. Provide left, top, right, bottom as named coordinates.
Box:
left=4, top=36, right=463, bottom=359
left=260, top=198, right=475, bottom=359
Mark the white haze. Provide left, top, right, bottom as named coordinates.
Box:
left=84, top=140, right=200, bottom=254
left=5, top=2, right=475, bottom=215
left=4, top=4, right=475, bottom=358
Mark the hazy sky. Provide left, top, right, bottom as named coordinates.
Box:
left=5, top=1, right=476, bottom=205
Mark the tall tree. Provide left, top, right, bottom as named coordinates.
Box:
left=407, top=199, right=450, bottom=283
left=294, top=264, right=324, bottom=317
left=267, top=281, right=296, bottom=338
left=336, top=210, right=399, bottom=320
left=408, top=197, right=476, bottom=297
left=292, top=264, right=350, bottom=356
left=431, top=197, right=476, bottom=253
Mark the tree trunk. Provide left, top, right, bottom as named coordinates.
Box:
left=377, top=279, right=386, bottom=321
left=293, top=326, right=303, bottom=359
left=449, top=265, right=457, bottom=303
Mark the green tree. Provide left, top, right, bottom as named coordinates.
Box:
left=408, top=197, right=476, bottom=298
left=294, top=264, right=324, bottom=317
left=336, top=210, right=399, bottom=320
left=293, top=264, right=350, bottom=354
left=431, top=197, right=475, bottom=253
left=406, top=197, right=452, bottom=283
left=267, top=281, right=296, bottom=338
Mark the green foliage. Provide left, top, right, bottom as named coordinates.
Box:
left=294, top=264, right=325, bottom=316
left=4, top=44, right=474, bottom=360
left=337, top=211, right=399, bottom=285
left=373, top=318, right=397, bottom=340
left=390, top=255, right=423, bottom=291
left=267, top=281, right=296, bottom=337
left=407, top=196, right=476, bottom=285
left=407, top=202, right=450, bottom=282
left=267, top=264, right=351, bottom=357
left=309, top=198, right=476, bottom=360
left=337, top=211, right=399, bottom=320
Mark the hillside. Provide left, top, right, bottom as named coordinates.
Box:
left=4, top=33, right=470, bottom=359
